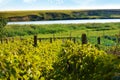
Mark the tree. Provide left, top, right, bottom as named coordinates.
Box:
left=0, top=17, right=7, bottom=39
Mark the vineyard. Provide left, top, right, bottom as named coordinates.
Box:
left=0, top=20, right=120, bottom=80
left=0, top=37, right=120, bottom=80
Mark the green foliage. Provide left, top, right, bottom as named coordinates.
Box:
left=5, top=23, right=120, bottom=37
left=0, top=17, right=7, bottom=38
left=0, top=39, right=62, bottom=79
left=106, top=45, right=120, bottom=55
left=47, top=41, right=120, bottom=80
left=0, top=40, right=120, bottom=80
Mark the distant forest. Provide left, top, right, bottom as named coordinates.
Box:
left=0, top=9, right=120, bottom=22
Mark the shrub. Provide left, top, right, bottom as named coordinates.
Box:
left=48, top=41, right=120, bottom=80
left=0, top=17, right=7, bottom=38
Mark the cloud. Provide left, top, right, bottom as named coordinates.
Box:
left=48, top=0, right=64, bottom=4
left=71, top=0, right=95, bottom=5
left=0, top=0, right=120, bottom=11
left=46, top=0, right=96, bottom=5
left=0, top=0, right=4, bottom=3
left=0, top=0, right=12, bottom=9
left=23, top=0, right=37, bottom=3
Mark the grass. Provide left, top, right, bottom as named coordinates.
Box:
left=4, top=22, right=120, bottom=47
left=5, top=23, right=120, bottom=38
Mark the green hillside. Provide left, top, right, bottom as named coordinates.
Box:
left=0, top=9, right=120, bottom=22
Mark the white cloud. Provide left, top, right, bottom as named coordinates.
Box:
left=0, top=4, right=120, bottom=11
left=23, top=0, right=37, bottom=3
left=48, top=0, right=64, bottom=4
left=0, top=0, right=4, bottom=3
left=72, top=0, right=95, bottom=5
left=0, top=0, right=12, bottom=9
left=0, top=0, right=120, bottom=11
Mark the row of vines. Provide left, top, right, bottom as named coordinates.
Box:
left=0, top=39, right=120, bottom=80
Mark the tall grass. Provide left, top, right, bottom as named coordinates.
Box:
left=5, top=23, right=120, bottom=38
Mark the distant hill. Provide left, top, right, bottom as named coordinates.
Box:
left=0, top=9, right=120, bottom=22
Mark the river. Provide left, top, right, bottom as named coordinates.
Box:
left=8, top=19, right=120, bottom=25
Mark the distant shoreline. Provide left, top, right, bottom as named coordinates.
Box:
left=8, top=19, right=120, bottom=25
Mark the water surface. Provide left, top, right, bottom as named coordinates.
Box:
left=8, top=19, right=120, bottom=25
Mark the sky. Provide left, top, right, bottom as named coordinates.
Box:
left=0, top=0, right=120, bottom=11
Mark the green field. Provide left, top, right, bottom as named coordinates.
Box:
left=5, top=23, right=120, bottom=38
left=2, top=22, right=119, bottom=47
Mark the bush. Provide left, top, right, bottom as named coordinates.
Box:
left=0, top=17, right=7, bottom=38
left=106, top=45, right=120, bottom=56
left=0, top=40, right=61, bottom=80
left=0, top=40, right=120, bottom=80
left=47, top=41, right=120, bottom=80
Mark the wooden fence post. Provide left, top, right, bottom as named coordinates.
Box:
left=34, top=35, right=37, bottom=47
left=118, top=38, right=120, bottom=43
left=39, top=38, right=42, bottom=42
left=0, top=39, right=3, bottom=44
left=97, top=37, right=101, bottom=44
left=50, top=38, right=52, bottom=43
left=5, top=38, right=8, bottom=44
left=73, top=37, right=76, bottom=43
left=81, top=33, right=87, bottom=44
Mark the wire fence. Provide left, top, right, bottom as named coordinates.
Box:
left=0, top=33, right=120, bottom=48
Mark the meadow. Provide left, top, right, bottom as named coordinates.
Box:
left=5, top=23, right=120, bottom=46
left=5, top=23, right=120, bottom=37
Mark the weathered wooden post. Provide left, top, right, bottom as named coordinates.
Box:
left=50, top=38, right=52, bottom=43
left=81, top=33, right=87, bottom=44
left=39, top=38, right=42, bottom=42
left=34, top=35, right=37, bottom=47
left=73, top=37, right=76, bottom=43
left=118, top=38, right=120, bottom=43
left=5, top=38, right=8, bottom=44
left=97, top=37, right=101, bottom=44
left=0, top=39, right=3, bottom=44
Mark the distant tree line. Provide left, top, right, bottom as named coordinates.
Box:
left=6, top=9, right=120, bottom=22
